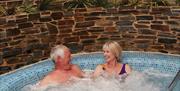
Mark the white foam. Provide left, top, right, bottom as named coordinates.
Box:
left=22, top=70, right=172, bottom=91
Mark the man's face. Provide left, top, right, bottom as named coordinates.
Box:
left=63, top=49, right=71, bottom=64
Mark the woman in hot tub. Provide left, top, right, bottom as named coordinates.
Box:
left=92, top=41, right=132, bottom=78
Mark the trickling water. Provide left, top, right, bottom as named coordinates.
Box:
left=22, top=70, right=173, bottom=91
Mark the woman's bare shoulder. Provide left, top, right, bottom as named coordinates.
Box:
left=125, top=64, right=132, bottom=74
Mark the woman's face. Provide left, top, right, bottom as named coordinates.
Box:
left=103, top=48, right=116, bottom=62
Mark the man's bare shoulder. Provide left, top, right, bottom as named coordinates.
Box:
left=39, top=71, right=59, bottom=86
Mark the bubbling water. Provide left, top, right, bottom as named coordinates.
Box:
left=22, top=70, right=173, bottom=91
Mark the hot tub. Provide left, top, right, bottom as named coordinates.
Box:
left=0, top=51, right=179, bottom=91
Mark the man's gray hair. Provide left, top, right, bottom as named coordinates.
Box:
left=50, top=45, right=68, bottom=61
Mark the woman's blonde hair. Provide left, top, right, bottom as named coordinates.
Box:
left=50, top=45, right=68, bottom=61
left=103, top=41, right=122, bottom=62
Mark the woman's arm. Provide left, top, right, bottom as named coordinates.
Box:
left=92, top=65, right=103, bottom=78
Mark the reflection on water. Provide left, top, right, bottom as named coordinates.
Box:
left=22, top=70, right=173, bottom=91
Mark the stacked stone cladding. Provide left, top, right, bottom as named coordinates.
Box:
left=0, top=6, right=180, bottom=74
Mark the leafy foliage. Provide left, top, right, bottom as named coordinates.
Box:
left=62, top=0, right=171, bottom=8
left=0, top=5, right=7, bottom=16
left=0, top=0, right=179, bottom=16
left=176, top=0, right=180, bottom=4
left=0, top=5, right=16, bottom=16
left=126, top=0, right=141, bottom=6
left=39, top=0, right=54, bottom=11
left=16, top=0, right=37, bottom=14
left=90, top=0, right=113, bottom=8
left=151, top=0, right=170, bottom=6
left=64, top=0, right=92, bottom=9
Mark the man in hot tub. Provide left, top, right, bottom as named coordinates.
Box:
left=39, top=45, right=84, bottom=86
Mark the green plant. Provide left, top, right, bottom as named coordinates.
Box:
left=111, top=0, right=141, bottom=7
left=127, top=0, right=140, bottom=6
left=176, top=0, right=180, bottom=2
left=127, top=0, right=152, bottom=8
left=64, top=0, right=92, bottom=9
left=90, top=0, right=113, bottom=8
left=0, top=5, right=7, bottom=16
left=39, top=0, right=54, bottom=11
left=115, top=0, right=171, bottom=7
left=16, top=0, right=37, bottom=13
left=176, top=0, right=180, bottom=5
left=63, top=0, right=114, bottom=9
left=53, top=0, right=66, bottom=2
left=151, top=0, right=170, bottom=6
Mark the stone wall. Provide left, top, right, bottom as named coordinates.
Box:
left=0, top=6, right=180, bottom=74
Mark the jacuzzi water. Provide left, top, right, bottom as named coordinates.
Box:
left=22, top=70, right=173, bottom=91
